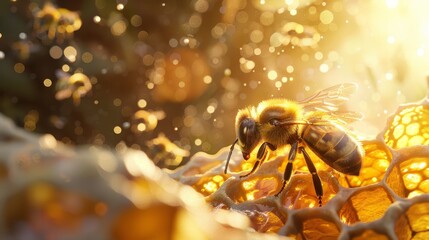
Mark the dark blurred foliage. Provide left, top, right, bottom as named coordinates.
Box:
left=0, top=0, right=238, bottom=158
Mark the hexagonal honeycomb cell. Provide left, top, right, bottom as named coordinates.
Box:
left=384, top=103, right=429, bottom=149
left=171, top=86, right=429, bottom=239
left=339, top=185, right=394, bottom=224
left=400, top=156, right=429, bottom=198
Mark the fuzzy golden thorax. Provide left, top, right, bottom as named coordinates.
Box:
left=256, top=99, right=304, bottom=146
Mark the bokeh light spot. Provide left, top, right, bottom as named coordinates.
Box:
left=268, top=70, right=277, bottom=80
left=14, top=63, right=25, bottom=73
left=49, top=46, right=63, bottom=59
left=64, top=46, right=77, bottom=62
left=320, top=10, right=334, bottom=25
left=43, top=79, right=52, bottom=87
left=111, top=20, right=127, bottom=36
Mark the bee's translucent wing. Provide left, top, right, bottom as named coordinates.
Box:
left=271, top=110, right=363, bottom=126
left=306, top=111, right=364, bottom=125
left=272, top=83, right=363, bottom=127
left=299, top=83, right=358, bottom=112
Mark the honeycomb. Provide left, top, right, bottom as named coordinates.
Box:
left=171, top=89, right=429, bottom=239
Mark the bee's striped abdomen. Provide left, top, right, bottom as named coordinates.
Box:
left=301, top=124, right=363, bottom=176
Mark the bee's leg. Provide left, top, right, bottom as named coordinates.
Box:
left=299, top=146, right=323, bottom=207
left=240, top=142, right=276, bottom=178
left=275, top=141, right=298, bottom=196
left=224, top=139, right=239, bottom=174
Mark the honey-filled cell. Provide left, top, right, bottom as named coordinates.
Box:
left=406, top=202, right=429, bottom=233
left=281, top=172, right=339, bottom=209
left=350, top=229, right=389, bottom=240
left=339, top=186, right=393, bottom=224
left=343, top=141, right=392, bottom=188
left=398, top=157, right=429, bottom=198
left=298, top=218, right=341, bottom=240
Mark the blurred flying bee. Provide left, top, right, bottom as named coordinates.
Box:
left=224, top=83, right=364, bottom=206
left=131, top=110, right=166, bottom=133
left=55, top=71, right=92, bottom=105
left=33, top=2, right=82, bottom=43
left=146, top=134, right=190, bottom=169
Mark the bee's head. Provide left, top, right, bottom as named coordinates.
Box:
left=235, top=108, right=261, bottom=160
left=237, top=118, right=260, bottom=159
left=224, top=107, right=261, bottom=174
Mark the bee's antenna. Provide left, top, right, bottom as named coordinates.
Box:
left=224, top=139, right=238, bottom=174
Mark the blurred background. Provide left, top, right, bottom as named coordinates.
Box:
left=0, top=0, right=428, bottom=167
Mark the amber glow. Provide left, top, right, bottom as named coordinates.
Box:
left=6, top=0, right=429, bottom=239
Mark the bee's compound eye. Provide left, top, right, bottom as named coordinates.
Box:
left=269, top=119, right=280, bottom=126
left=238, top=118, right=256, bottom=147
left=242, top=126, right=248, bottom=135
left=237, top=118, right=261, bottom=156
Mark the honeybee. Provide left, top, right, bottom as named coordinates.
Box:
left=224, top=83, right=364, bottom=206
left=55, top=71, right=92, bottom=105
left=33, top=2, right=82, bottom=43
